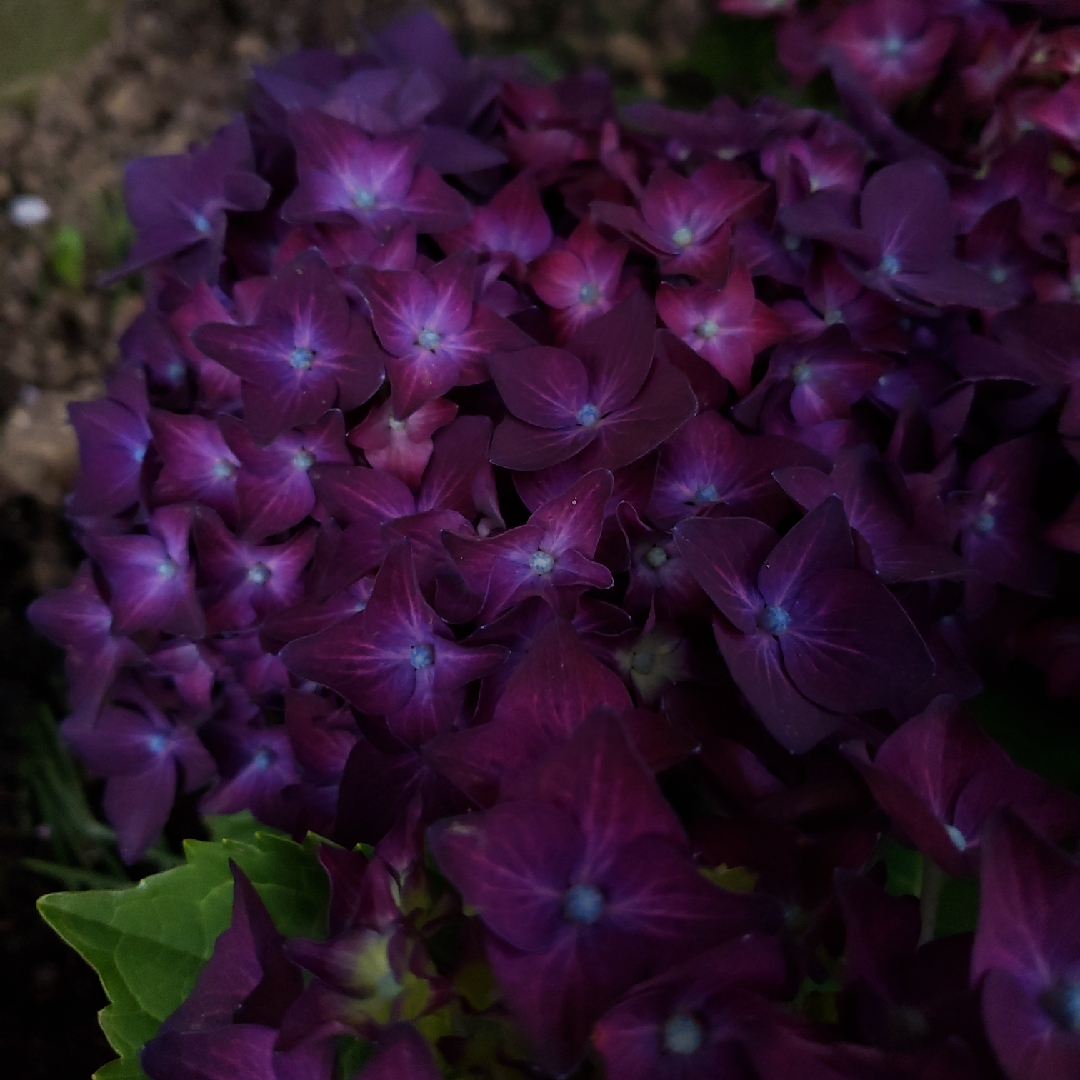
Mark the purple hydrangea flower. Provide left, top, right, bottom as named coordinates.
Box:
left=193, top=250, right=385, bottom=444
left=676, top=497, right=935, bottom=750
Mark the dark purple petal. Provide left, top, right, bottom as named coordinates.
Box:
left=713, top=618, right=843, bottom=753
left=429, top=800, right=584, bottom=952
left=757, top=497, right=854, bottom=608
left=674, top=516, right=775, bottom=633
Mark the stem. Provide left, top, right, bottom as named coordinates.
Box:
left=919, top=860, right=945, bottom=945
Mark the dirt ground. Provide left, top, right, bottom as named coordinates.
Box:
left=0, top=2, right=710, bottom=1076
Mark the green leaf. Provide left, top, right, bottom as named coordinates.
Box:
left=968, top=668, right=1080, bottom=794
left=670, top=15, right=785, bottom=101
left=49, top=224, right=85, bottom=289
left=879, top=836, right=924, bottom=897
left=38, top=829, right=329, bottom=1080
left=206, top=810, right=272, bottom=845
left=934, top=875, right=980, bottom=938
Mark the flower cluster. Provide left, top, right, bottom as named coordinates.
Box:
left=29, top=8, right=1080, bottom=1080
left=729, top=0, right=1080, bottom=171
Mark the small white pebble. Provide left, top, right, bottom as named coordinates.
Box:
left=9, top=194, right=51, bottom=227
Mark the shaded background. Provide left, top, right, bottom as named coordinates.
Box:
left=0, top=2, right=713, bottom=1077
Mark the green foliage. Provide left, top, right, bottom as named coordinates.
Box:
left=678, top=15, right=785, bottom=99
left=667, top=14, right=838, bottom=111
left=17, top=703, right=124, bottom=876
left=877, top=836, right=980, bottom=938
left=38, top=823, right=330, bottom=1080
left=935, top=875, right=980, bottom=938
left=880, top=836, right=924, bottom=898
left=969, top=667, right=1080, bottom=795
left=49, top=225, right=86, bottom=289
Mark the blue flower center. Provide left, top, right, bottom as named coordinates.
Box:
left=133, top=445, right=147, bottom=463
left=988, top=266, right=1009, bottom=285
left=783, top=233, right=801, bottom=252
left=671, top=226, right=694, bottom=247
left=791, top=362, right=813, bottom=385
left=416, top=328, right=441, bottom=351
left=352, top=189, right=376, bottom=209
left=693, top=484, right=718, bottom=505
left=252, top=748, right=275, bottom=771
left=292, top=449, right=316, bottom=471
left=156, top=558, right=178, bottom=579
left=564, top=883, right=604, bottom=925
left=644, top=546, right=668, bottom=569
left=166, top=361, right=187, bottom=385
left=632, top=650, right=655, bottom=675
left=945, top=824, right=967, bottom=851
left=193, top=213, right=211, bottom=235
left=388, top=417, right=407, bottom=432
left=1040, top=978, right=1080, bottom=1032
left=247, top=563, right=271, bottom=585
left=881, top=35, right=906, bottom=58
left=289, top=347, right=315, bottom=370
left=529, top=550, right=556, bottom=575
left=696, top=319, right=719, bottom=340
left=576, top=403, right=601, bottom=428
left=147, top=733, right=169, bottom=754
left=410, top=643, right=435, bottom=670
left=759, top=605, right=791, bottom=636
left=212, top=459, right=236, bottom=480
left=663, top=1014, right=704, bottom=1055
left=974, top=511, right=996, bottom=533
left=880, top=254, right=902, bottom=276
left=578, top=281, right=600, bottom=304
left=824, top=308, right=844, bottom=325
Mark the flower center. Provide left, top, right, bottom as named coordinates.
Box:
left=783, top=233, right=801, bottom=252
left=693, top=484, right=718, bottom=505
left=880, top=254, right=902, bottom=276
left=352, top=189, right=376, bottom=209
left=529, top=550, right=556, bottom=575
left=1040, top=978, right=1080, bottom=1032
left=632, top=649, right=655, bottom=674
left=156, top=558, right=179, bottom=579
left=388, top=417, right=406, bottom=431
left=988, top=266, right=1009, bottom=285
left=578, top=282, right=600, bottom=305
left=192, top=213, right=211, bottom=235
left=881, top=35, right=906, bottom=58
left=824, top=308, right=844, bottom=325
left=671, top=226, right=694, bottom=247
left=133, top=445, right=147, bottom=463
left=791, top=362, right=813, bottom=385
left=663, top=1014, right=704, bottom=1055
left=147, top=733, right=169, bottom=754
left=644, top=546, right=668, bottom=569
left=759, top=605, right=791, bottom=636
left=247, top=562, right=271, bottom=585
left=576, top=403, right=601, bottom=428
left=289, top=346, right=315, bottom=370
left=416, top=328, right=441, bottom=351
left=212, top=459, right=236, bottom=480
left=166, top=361, right=186, bottom=385
left=564, top=883, right=604, bottom=925
left=945, top=824, right=967, bottom=851
left=696, top=319, right=719, bottom=340
left=252, top=748, right=275, bottom=770
left=292, top=448, right=316, bottom=471
left=410, top=643, right=435, bottom=669
left=974, top=511, right=996, bottom=533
